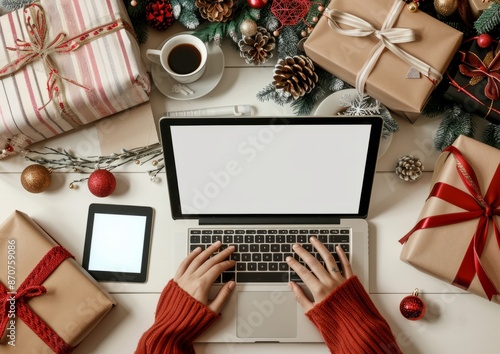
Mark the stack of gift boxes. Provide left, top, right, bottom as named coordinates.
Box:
left=304, top=0, right=499, bottom=304
left=0, top=0, right=149, bottom=351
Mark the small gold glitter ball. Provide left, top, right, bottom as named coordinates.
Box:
left=434, top=0, right=458, bottom=16
left=21, top=164, right=51, bottom=193
left=240, top=19, right=258, bottom=37
left=407, top=2, right=418, bottom=12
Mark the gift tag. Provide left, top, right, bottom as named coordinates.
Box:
left=406, top=67, right=421, bottom=79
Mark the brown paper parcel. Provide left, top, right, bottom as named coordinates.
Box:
left=400, top=135, right=500, bottom=304
left=0, top=211, right=115, bottom=352
left=304, top=0, right=463, bottom=115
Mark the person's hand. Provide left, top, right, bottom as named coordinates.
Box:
left=174, top=241, right=236, bottom=313
left=286, top=236, right=353, bottom=312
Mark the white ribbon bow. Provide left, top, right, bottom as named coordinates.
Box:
left=324, top=0, right=442, bottom=95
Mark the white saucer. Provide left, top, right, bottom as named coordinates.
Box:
left=151, top=34, right=225, bottom=100
left=314, top=89, right=393, bottom=159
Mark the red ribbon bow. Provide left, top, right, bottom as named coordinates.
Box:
left=399, top=145, right=500, bottom=300
left=0, top=245, right=74, bottom=354
left=458, top=44, right=500, bottom=101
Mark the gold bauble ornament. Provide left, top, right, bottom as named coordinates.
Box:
left=407, top=2, right=418, bottom=12
left=240, top=19, right=258, bottom=37
left=434, top=0, right=458, bottom=16
left=21, top=164, right=51, bottom=193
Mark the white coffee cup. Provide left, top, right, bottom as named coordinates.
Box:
left=146, top=34, right=208, bottom=84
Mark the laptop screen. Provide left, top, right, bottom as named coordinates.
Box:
left=160, top=117, right=382, bottom=221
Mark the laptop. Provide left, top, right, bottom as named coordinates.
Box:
left=159, top=116, right=382, bottom=343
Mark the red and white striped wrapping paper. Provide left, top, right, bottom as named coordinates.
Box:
left=0, top=0, right=150, bottom=159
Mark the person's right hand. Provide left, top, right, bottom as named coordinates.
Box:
left=174, top=241, right=236, bottom=314
left=286, top=236, right=354, bottom=312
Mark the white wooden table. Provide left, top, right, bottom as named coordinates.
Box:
left=0, top=24, right=498, bottom=353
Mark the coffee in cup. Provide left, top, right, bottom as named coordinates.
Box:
left=146, top=34, right=208, bottom=84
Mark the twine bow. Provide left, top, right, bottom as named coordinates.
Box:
left=0, top=246, right=75, bottom=354
left=0, top=3, right=133, bottom=128
left=399, top=146, right=500, bottom=300
left=0, top=4, right=88, bottom=113
left=324, top=0, right=442, bottom=96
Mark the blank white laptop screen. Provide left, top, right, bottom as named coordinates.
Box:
left=168, top=122, right=375, bottom=216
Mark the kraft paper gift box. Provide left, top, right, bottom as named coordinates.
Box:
left=400, top=135, right=500, bottom=304
left=445, top=40, right=500, bottom=124
left=304, top=0, right=463, bottom=122
left=469, top=0, right=491, bottom=19
left=0, top=0, right=150, bottom=159
left=0, top=211, right=116, bottom=353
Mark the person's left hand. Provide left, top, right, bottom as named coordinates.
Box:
left=174, top=241, right=236, bottom=313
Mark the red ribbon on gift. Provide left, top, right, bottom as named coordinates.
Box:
left=0, top=246, right=75, bottom=354
left=0, top=3, right=135, bottom=128
left=399, top=145, right=500, bottom=300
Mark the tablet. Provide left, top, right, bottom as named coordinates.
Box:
left=82, top=203, right=153, bottom=282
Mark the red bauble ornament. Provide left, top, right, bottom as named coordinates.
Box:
left=247, top=0, right=268, bottom=9
left=477, top=34, right=493, bottom=49
left=146, top=0, right=174, bottom=31
left=400, top=289, right=426, bottom=320
left=88, top=169, right=116, bottom=197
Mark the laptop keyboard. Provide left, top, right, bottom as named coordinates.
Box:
left=189, top=228, right=351, bottom=283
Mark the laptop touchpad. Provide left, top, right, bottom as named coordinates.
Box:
left=236, top=291, right=297, bottom=338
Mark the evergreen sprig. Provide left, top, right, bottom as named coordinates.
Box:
left=123, top=0, right=149, bottom=43
left=171, top=0, right=200, bottom=29
left=257, top=83, right=293, bottom=106
left=482, top=122, right=500, bottom=148
left=474, top=3, right=500, bottom=34
left=1, top=0, right=34, bottom=11
left=434, top=106, right=476, bottom=151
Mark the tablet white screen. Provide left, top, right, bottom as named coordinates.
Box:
left=87, top=213, right=147, bottom=273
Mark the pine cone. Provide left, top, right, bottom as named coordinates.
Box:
left=395, top=155, right=424, bottom=182
left=238, top=27, right=276, bottom=65
left=272, top=55, right=318, bottom=99
left=195, top=0, right=237, bottom=22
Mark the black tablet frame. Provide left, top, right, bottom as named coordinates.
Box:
left=82, top=203, right=154, bottom=282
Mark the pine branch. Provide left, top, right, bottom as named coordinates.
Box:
left=482, top=122, right=500, bottom=148
left=290, top=86, right=326, bottom=115
left=277, top=27, right=300, bottom=57
left=474, top=3, right=500, bottom=34
left=2, top=0, right=34, bottom=11
left=257, top=83, right=293, bottom=106
left=434, top=105, right=475, bottom=151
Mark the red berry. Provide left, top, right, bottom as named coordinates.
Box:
left=477, top=34, right=493, bottom=49
left=88, top=169, right=116, bottom=197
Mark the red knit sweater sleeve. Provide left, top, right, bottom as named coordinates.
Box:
left=135, top=280, right=220, bottom=354
left=306, top=276, right=402, bottom=354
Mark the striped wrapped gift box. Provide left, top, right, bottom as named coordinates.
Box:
left=0, top=0, right=150, bottom=159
